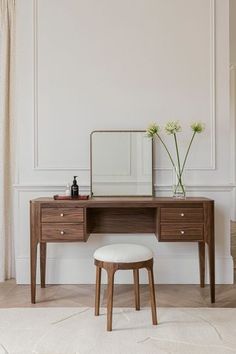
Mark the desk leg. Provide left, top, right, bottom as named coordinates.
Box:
left=30, top=202, right=40, bottom=304
left=30, top=238, right=38, bottom=304
left=198, top=242, right=205, bottom=287
left=208, top=241, right=215, bottom=303
left=204, top=201, right=215, bottom=303
left=40, top=243, right=47, bottom=288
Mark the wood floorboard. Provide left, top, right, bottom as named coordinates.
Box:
left=1, top=280, right=236, bottom=308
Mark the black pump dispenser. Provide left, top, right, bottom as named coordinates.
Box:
left=71, top=176, right=79, bottom=197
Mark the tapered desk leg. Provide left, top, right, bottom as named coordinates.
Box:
left=30, top=239, right=38, bottom=304
left=198, top=242, right=205, bottom=288
left=30, top=202, right=40, bottom=304
left=208, top=242, right=215, bottom=303
left=40, top=243, right=47, bottom=288
left=204, top=201, right=215, bottom=303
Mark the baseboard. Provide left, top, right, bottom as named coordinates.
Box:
left=15, top=255, right=234, bottom=285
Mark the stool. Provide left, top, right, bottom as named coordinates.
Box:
left=93, top=243, right=158, bottom=331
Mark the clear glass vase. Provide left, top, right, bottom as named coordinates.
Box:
left=172, top=167, right=186, bottom=199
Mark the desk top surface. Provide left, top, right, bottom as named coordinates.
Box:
left=31, top=196, right=213, bottom=207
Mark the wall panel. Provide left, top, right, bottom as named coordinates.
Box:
left=14, top=0, right=233, bottom=284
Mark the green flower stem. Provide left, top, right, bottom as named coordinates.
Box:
left=173, top=133, right=185, bottom=195
left=180, top=131, right=196, bottom=177
left=173, top=133, right=182, bottom=180
left=155, top=132, right=184, bottom=194
left=156, top=133, right=179, bottom=178
left=173, top=133, right=181, bottom=176
left=175, top=178, right=185, bottom=195
left=174, top=173, right=185, bottom=195
left=148, top=121, right=203, bottom=198
left=174, top=131, right=197, bottom=196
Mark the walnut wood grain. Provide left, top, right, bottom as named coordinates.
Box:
left=107, top=267, right=115, bottom=331
left=95, top=266, right=101, bottom=316
left=160, top=224, right=204, bottom=241
left=133, top=269, right=140, bottom=310
left=32, top=196, right=211, bottom=204
left=30, top=197, right=215, bottom=304
left=41, top=223, right=85, bottom=242
left=147, top=265, right=158, bottom=325
left=198, top=242, right=205, bottom=287
left=88, top=207, right=156, bottom=233
left=41, top=207, right=84, bottom=223
left=40, top=243, right=46, bottom=288
left=30, top=201, right=40, bottom=304
left=160, top=207, right=203, bottom=223
left=83, top=207, right=89, bottom=241
left=204, top=200, right=215, bottom=303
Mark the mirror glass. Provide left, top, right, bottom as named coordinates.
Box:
left=91, top=131, right=153, bottom=196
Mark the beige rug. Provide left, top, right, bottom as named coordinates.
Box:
left=0, top=307, right=236, bottom=354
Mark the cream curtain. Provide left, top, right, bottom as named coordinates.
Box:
left=0, top=0, right=15, bottom=281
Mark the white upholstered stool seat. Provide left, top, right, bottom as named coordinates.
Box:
left=93, top=243, right=153, bottom=263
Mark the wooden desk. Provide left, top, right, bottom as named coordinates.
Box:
left=30, top=197, right=215, bottom=303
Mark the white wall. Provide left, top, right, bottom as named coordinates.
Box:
left=230, top=0, right=236, bottom=64
left=230, top=0, right=236, bottom=221
left=14, top=0, right=233, bottom=284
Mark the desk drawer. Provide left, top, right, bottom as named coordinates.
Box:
left=41, top=208, right=84, bottom=223
left=41, top=223, right=85, bottom=241
left=160, top=224, right=204, bottom=241
left=160, top=208, right=203, bottom=223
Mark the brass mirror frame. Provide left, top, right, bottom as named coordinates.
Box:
left=90, top=130, right=154, bottom=197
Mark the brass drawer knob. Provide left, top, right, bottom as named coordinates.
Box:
left=60, top=213, right=64, bottom=217
left=180, top=230, right=185, bottom=235
left=180, top=213, right=184, bottom=217
left=60, top=231, right=65, bottom=235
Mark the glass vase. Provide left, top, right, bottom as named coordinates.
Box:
left=172, top=167, right=186, bottom=199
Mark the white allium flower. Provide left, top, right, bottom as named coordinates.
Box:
left=165, top=121, right=182, bottom=135
left=146, top=123, right=160, bottom=138
left=191, top=122, right=205, bottom=133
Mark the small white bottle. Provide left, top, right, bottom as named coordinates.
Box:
left=65, top=183, right=71, bottom=196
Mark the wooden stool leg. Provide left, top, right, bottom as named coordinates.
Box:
left=95, top=266, right=101, bottom=316
left=40, top=243, right=47, bottom=288
left=133, top=269, right=140, bottom=310
left=107, top=268, right=115, bottom=331
left=147, top=266, right=158, bottom=325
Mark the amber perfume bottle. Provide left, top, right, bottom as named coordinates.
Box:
left=71, top=176, right=79, bottom=197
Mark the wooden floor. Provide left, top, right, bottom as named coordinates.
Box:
left=1, top=279, right=236, bottom=308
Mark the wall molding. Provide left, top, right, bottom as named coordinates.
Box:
left=155, top=0, right=216, bottom=172
left=15, top=255, right=233, bottom=284
left=230, top=64, right=236, bottom=220
left=32, top=0, right=216, bottom=172
left=32, top=0, right=89, bottom=172
left=13, top=183, right=234, bottom=193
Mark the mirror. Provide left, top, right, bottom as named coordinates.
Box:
left=90, top=130, right=153, bottom=197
